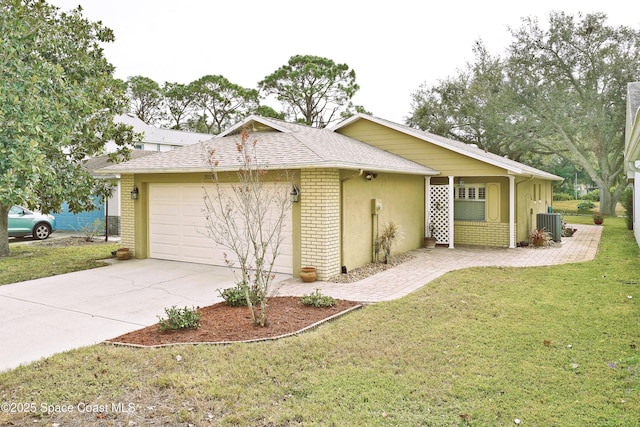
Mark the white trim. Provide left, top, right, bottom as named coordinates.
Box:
left=509, top=175, right=516, bottom=249
left=448, top=176, right=455, bottom=248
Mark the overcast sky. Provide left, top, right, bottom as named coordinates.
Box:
left=49, top=0, right=638, bottom=124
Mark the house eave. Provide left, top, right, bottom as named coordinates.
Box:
left=95, top=163, right=438, bottom=177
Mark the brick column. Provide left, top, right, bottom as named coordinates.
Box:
left=300, top=169, right=341, bottom=280
left=120, top=174, right=136, bottom=256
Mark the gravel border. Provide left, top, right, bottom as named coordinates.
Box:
left=327, top=253, right=417, bottom=283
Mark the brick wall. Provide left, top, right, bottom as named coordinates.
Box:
left=120, top=175, right=135, bottom=256
left=454, top=221, right=516, bottom=247
left=300, top=169, right=341, bottom=280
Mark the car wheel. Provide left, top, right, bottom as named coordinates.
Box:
left=33, top=223, right=51, bottom=240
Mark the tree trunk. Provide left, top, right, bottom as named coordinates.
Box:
left=599, top=181, right=624, bottom=216
left=0, top=203, right=10, bottom=257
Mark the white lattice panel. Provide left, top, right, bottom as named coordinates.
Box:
left=429, top=185, right=449, bottom=243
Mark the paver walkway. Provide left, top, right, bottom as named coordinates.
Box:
left=277, top=223, right=602, bottom=303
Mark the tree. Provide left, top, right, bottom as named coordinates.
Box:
left=506, top=12, right=640, bottom=215
left=163, top=81, right=198, bottom=130
left=259, top=55, right=361, bottom=128
left=408, top=12, right=640, bottom=215
left=126, top=75, right=165, bottom=126
left=408, top=41, right=555, bottom=164
left=191, top=75, right=259, bottom=134
left=0, top=0, right=137, bottom=256
left=202, top=128, right=292, bottom=327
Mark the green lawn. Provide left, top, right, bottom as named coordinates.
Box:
left=1, top=219, right=639, bottom=426
left=0, top=239, right=120, bottom=285
left=553, top=199, right=626, bottom=216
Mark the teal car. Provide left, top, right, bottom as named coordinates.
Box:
left=8, top=205, right=56, bottom=240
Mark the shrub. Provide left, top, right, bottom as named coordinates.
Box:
left=553, top=193, right=573, bottom=201
left=219, top=282, right=259, bottom=307
left=576, top=201, right=595, bottom=212
left=582, top=189, right=600, bottom=201
left=376, top=221, right=404, bottom=264
left=529, top=228, right=552, bottom=247
left=158, top=306, right=201, bottom=331
left=301, top=289, right=336, bottom=308
left=76, top=218, right=105, bottom=242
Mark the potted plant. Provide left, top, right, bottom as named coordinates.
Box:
left=593, top=212, right=604, bottom=225
left=424, top=223, right=437, bottom=249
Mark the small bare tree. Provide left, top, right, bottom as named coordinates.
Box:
left=202, top=127, right=292, bottom=327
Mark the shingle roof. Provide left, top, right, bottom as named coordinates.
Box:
left=332, top=114, right=563, bottom=181
left=98, top=116, right=438, bottom=176
left=83, top=150, right=156, bottom=173
left=116, top=114, right=212, bottom=146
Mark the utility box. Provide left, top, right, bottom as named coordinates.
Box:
left=371, top=199, right=382, bottom=214
left=536, top=213, right=562, bottom=242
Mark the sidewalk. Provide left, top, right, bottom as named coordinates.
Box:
left=276, top=223, right=602, bottom=303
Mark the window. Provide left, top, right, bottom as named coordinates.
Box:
left=454, top=184, right=486, bottom=221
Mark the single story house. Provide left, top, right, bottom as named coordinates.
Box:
left=625, top=82, right=640, bottom=247
left=55, top=114, right=211, bottom=234
left=98, top=114, right=562, bottom=280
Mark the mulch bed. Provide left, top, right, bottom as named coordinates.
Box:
left=108, top=296, right=361, bottom=347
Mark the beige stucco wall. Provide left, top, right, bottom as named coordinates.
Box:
left=341, top=171, right=424, bottom=271
left=337, top=120, right=508, bottom=176
left=515, top=177, right=554, bottom=243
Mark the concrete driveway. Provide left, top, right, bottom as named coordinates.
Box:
left=0, top=259, right=265, bottom=372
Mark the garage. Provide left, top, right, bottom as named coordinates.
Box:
left=148, top=183, right=293, bottom=274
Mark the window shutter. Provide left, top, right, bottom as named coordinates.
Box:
left=486, top=182, right=500, bottom=222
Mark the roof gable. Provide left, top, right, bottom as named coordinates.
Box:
left=332, top=114, right=563, bottom=181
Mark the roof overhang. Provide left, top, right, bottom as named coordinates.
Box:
left=95, top=163, right=439, bottom=177
left=625, top=108, right=640, bottom=176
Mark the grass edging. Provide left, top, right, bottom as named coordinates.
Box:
left=105, top=303, right=364, bottom=348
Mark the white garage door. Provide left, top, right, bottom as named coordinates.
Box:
left=149, top=183, right=293, bottom=274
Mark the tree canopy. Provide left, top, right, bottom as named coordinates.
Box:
left=259, top=55, right=360, bottom=128
left=0, top=0, right=137, bottom=256
left=408, top=12, right=640, bottom=215
left=126, top=55, right=363, bottom=131
left=190, top=75, right=259, bottom=135
left=126, top=75, right=165, bottom=126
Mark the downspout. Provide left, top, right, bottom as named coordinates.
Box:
left=340, top=169, right=364, bottom=273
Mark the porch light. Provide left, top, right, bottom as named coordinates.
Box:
left=130, top=185, right=139, bottom=200
left=290, top=185, right=300, bottom=202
